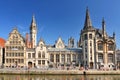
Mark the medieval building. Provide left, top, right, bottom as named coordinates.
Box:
left=2, top=8, right=116, bottom=70
left=79, top=8, right=116, bottom=69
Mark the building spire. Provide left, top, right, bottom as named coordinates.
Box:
left=32, top=15, right=36, bottom=24
left=30, top=14, right=37, bottom=48
left=83, top=7, right=92, bottom=30
left=30, top=15, right=37, bottom=30
left=102, top=18, right=106, bottom=38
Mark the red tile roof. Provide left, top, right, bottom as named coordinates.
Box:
left=0, top=38, right=5, bottom=48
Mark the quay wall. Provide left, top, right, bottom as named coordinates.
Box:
left=0, top=69, right=120, bottom=75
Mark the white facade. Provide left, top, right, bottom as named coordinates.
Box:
left=79, top=8, right=116, bottom=69
left=47, top=37, right=81, bottom=68
left=35, top=39, right=49, bottom=68
left=3, top=9, right=116, bottom=70
left=26, top=48, right=35, bottom=68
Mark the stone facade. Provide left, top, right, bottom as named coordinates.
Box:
left=47, top=37, right=82, bottom=68
left=4, top=28, right=26, bottom=68
left=3, top=15, right=82, bottom=69
left=2, top=8, right=116, bottom=70
left=79, top=8, right=116, bottom=69
left=35, top=38, right=49, bottom=68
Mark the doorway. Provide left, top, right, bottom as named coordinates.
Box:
left=90, top=62, right=93, bottom=69
left=28, top=62, right=32, bottom=68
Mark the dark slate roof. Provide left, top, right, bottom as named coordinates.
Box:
left=47, top=47, right=82, bottom=53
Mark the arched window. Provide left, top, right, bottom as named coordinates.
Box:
left=50, top=54, right=54, bottom=62
left=89, top=34, right=92, bottom=39
left=38, top=51, right=41, bottom=58
left=42, top=52, right=45, bottom=58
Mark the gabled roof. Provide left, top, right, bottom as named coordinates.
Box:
left=55, top=37, right=65, bottom=49
left=7, top=28, right=25, bottom=43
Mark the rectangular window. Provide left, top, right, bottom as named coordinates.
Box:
left=98, top=53, right=103, bottom=63
left=84, top=34, right=87, bottom=40
left=85, top=41, right=87, bottom=46
left=90, top=48, right=92, bottom=53
left=11, top=53, right=14, bottom=57
left=20, top=53, right=23, bottom=57
left=28, top=53, right=31, bottom=58
left=86, top=61, right=87, bottom=65
left=56, top=54, right=59, bottom=63
left=10, top=53, right=11, bottom=57
left=67, top=54, right=71, bottom=63
left=6, top=59, right=8, bottom=63
left=50, top=54, right=54, bottom=62
left=42, top=60, right=45, bottom=65
left=86, top=54, right=87, bottom=58
left=9, top=59, right=11, bottom=63
left=11, top=59, right=14, bottom=63
left=6, top=53, right=8, bottom=57
left=90, top=41, right=92, bottom=46
left=85, top=48, right=87, bottom=52
left=72, top=54, right=76, bottom=62
left=18, top=59, right=20, bottom=63
left=38, top=60, right=41, bottom=64
left=108, top=54, right=113, bottom=63
left=32, top=53, right=35, bottom=58
left=21, top=59, right=24, bottom=63
left=90, top=56, right=92, bottom=60
left=18, top=53, right=20, bottom=56
left=61, top=54, right=65, bottom=63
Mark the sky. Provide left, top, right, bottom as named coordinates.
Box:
left=0, top=0, right=120, bottom=48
